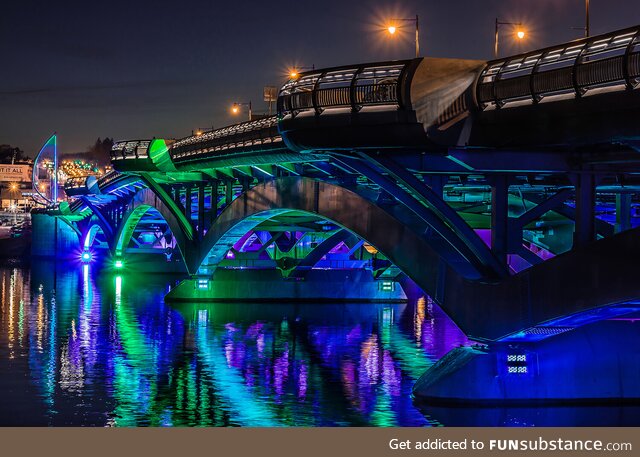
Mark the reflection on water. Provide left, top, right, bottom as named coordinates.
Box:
left=0, top=261, right=466, bottom=426
left=2, top=262, right=636, bottom=426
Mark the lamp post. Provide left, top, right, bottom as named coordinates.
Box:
left=495, top=18, right=526, bottom=59
left=585, top=0, right=590, bottom=37
left=386, top=14, right=420, bottom=58
left=231, top=101, right=252, bottom=121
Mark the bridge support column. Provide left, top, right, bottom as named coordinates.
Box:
left=490, top=175, right=510, bottom=266
left=209, top=181, right=218, bottom=223
left=185, top=186, right=193, bottom=224
left=615, top=193, right=632, bottom=234
left=572, top=173, right=596, bottom=246
left=197, top=184, right=205, bottom=239
left=225, top=180, right=234, bottom=207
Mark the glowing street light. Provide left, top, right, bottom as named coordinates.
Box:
left=288, top=65, right=315, bottom=79
left=495, top=18, right=526, bottom=58
left=231, top=101, right=252, bottom=121
left=385, top=15, right=420, bottom=58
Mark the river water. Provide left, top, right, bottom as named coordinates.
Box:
left=1, top=261, right=639, bottom=426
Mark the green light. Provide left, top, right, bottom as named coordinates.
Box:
left=115, top=260, right=124, bottom=269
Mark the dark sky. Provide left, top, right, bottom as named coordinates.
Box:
left=2, top=0, right=639, bottom=155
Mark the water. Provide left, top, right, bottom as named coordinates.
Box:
left=2, top=261, right=639, bottom=427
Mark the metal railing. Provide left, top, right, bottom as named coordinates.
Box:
left=110, top=140, right=151, bottom=160
left=477, top=25, right=640, bottom=108
left=278, top=60, right=414, bottom=116
left=64, top=176, right=90, bottom=190
left=96, top=170, right=124, bottom=188
left=170, top=116, right=281, bottom=160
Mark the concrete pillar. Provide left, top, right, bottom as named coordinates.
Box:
left=225, top=180, right=233, bottom=207
left=31, top=214, right=81, bottom=258
left=573, top=173, right=596, bottom=246
left=615, top=193, right=632, bottom=234
left=197, top=184, right=205, bottom=239
left=490, top=175, right=509, bottom=266
left=210, top=181, right=218, bottom=223
left=185, top=186, right=192, bottom=222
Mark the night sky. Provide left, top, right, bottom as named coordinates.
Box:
left=2, top=0, right=639, bottom=156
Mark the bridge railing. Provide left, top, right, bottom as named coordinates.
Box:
left=477, top=25, right=640, bottom=108
left=110, top=140, right=151, bottom=160
left=96, top=170, right=124, bottom=188
left=170, top=116, right=281, bottom=160
left=278, top=61, right=414, bottom=117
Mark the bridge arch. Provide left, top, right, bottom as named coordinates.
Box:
left=193, top=176, right=469, bottom=318
left=83, top=223, right=109, bottom=250
left=112, top=187, right=194, bottom=269
left=193, top=177, right=640, bottom=340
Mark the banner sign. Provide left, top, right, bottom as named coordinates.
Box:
left=0, top=164, right=32, bottom=182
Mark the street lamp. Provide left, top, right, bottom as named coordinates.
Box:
left=495, top=18, right=526, bottom=58
left=288, top=65, right=315, bottom=79
left=386, top=14, right=420, bottom=58
left=231, top=101, right=252, bottom=121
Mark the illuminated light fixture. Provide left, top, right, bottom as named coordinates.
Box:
left=384, top=15, right=419, bottom=57
left=197, top=278, right=210, bottom=290
left=231, top=101, right=252, bottom=121
left=81, top=251, right=92, bottom=263
left=114, top=259, right=124, bottom=269
left=287, top=65, right=314, bottom=79
left=506, top=353, right=529, bottom=375
left=380, top=281, right=395, bottom=292
left=495, top=18, right=526, bottom=58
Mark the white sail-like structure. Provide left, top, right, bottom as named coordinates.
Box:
left=32, top=133, right=58, bottom=206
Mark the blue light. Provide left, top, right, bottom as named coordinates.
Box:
left=81, top=251, right=92, bottom=263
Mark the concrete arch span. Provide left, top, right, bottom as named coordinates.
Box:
left=191, top=177, right=640, bottom=341
left=113, top=187, right=193, bottom=269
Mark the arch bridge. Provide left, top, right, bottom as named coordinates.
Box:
left=35, top=24, right=640, bottom=343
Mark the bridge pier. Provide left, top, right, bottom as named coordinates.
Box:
left=413, top=315, right=640, bottom=404
left=31, top=213, right=81, bottom=259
